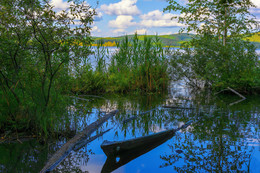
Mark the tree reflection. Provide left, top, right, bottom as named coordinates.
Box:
left=54, top=147, right=93, bottom=173
left=1, top=90, right=259, bottom=172
left=160, top=103, right=259, bottom=172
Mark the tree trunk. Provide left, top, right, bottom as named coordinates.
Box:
left=40, top=110, right=119, bottom=173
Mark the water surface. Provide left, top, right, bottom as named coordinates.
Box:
left=1, top=81, right=259, bottom=173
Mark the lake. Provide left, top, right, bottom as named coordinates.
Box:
left=0, top=80, right=259, bottom=173
left=1, top=47, right=260, bottom=173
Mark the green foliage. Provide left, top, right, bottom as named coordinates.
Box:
left=165, top=0, right=259, bottom=92
left=164, top=0, right=258, bottom=40
left=107, top=34, right=170, bottom=93
left=171, top=35, right=259, bottom=92
left=0, top=0, right=96, bottom=136
left=73, top=34, right=170, bottom=94
left=72, top=65, right=107, bottom=94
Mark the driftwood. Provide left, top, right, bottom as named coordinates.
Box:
left=40, top=110, right=118, bottom=173
left=123, top=108, right=158, bottom=124
left=101, top=120, right=193, bottom=173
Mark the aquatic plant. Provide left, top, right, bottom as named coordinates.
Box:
left=73, top=33, right=170, bottom=94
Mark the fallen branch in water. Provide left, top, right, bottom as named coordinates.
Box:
left=74, top=129, right=111, bottom=151
left=214, top=89, right=229, bottom=95
left=176, top=120, right=193, bottom=131
left=79, top=94, right=106, bottom=99
left=227, top=87, right=246, bottom=99
left=229, top=98, right=246, bottom=106
left=40, top=110, right=119, bottom=173
left=215, top=87, right=246, bottom=100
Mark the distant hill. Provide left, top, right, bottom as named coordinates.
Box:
left=93, top=32, right=260, bottom=48
left=92, top=33, right=194, bottom=47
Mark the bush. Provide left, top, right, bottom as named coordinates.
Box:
left=0, top=0, right=95, bottom=137
left=170, top=34, right=259, bottom=92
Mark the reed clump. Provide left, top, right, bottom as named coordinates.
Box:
left=72, top=33, right=170, bottom=94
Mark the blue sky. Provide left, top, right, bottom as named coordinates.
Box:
left=51, top=0, right=260, bottom=37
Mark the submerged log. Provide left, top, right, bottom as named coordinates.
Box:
left=101, top=129, right=175, bottom=156
left=40, top=110, right=118, bottom=173
left=74, top=129, right=111, bottom=151
left=101, top=120, right=193, bottom=173
left=101, top=130, right=174, bottom=173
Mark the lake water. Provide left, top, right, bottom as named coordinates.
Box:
left=0, top=48, right=260, bottom=173
left=0, top=80, right=259, bottom=173
left=87, top=48, right=260, bottom=68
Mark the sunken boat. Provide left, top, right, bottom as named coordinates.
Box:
left=101, top=129, right=176, bottom=173
left=101, top=129, right=176, bottom=156
left=100, top=121, right=193, bottom=173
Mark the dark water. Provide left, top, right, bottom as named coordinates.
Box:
left=1, top=82, right=260, bottom=173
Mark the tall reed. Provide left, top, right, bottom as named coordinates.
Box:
left=72, top=33, right=170, bottom=94
left=108, top=33, right=170, bottom=93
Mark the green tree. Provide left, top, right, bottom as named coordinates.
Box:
left=164, top=0, right=258, bottom=45
left=164, top=0, right=259, bottom=91
left=0, top=0, right=96, bottom=135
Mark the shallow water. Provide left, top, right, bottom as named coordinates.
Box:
left=1, top=81, right=260, bottom=173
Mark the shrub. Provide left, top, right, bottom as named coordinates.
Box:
left=170, top=34, right=259, bottom=92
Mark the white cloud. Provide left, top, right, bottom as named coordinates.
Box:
left=250, top=0, right=260, bottom=16
left=50, top=0, right=70, bottom=11
left=109, top=15, right=137, bottom=28
left=112, top=29, right=127, bottom=35
left=101, top=0, right=141, bottom=16
left=91, top=26, right=101, bottom=32
left=140, top=10, right=185, bottom=28
left=251, top=0, right=260, bottom=8
left=140, top=10, right=173, bottom=20
left=134, top=28, right=148, bottom=35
